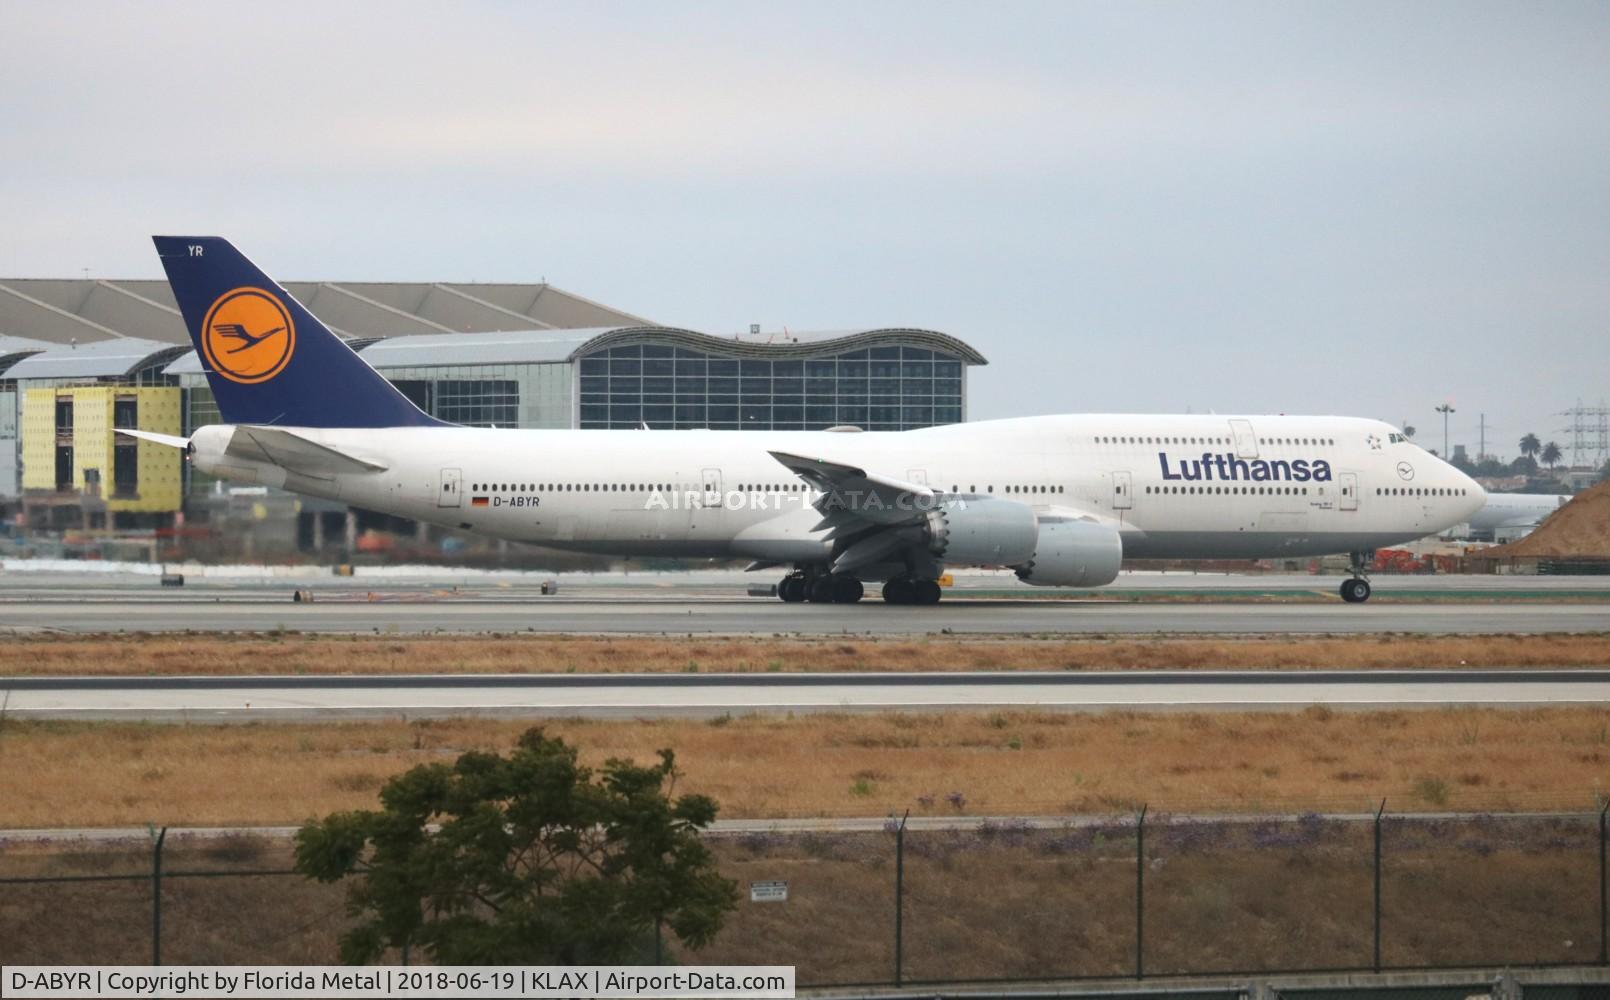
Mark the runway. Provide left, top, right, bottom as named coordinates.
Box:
left=6, top=670, right=1608, bottom=720
left=2, top=596, right=1607, bottom=635
left=2, top=569, right=1606, bottom=635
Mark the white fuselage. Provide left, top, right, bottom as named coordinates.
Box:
left=190, top=413, right=1485, bottom=571
left=1460, top=492, right=1570, bottom=538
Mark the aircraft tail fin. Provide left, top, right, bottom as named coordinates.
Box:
left=152, top=236, right=442, bottom=428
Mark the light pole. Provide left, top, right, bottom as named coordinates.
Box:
left=1435, top=403, right=1455, bottom=458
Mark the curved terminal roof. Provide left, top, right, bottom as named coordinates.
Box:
left=165, top=326, right=987, bottom=376
left=352, top=326, right=987, bottom=371
left=359, top=329, right=607, bottom=368
left=7, top=338, right=190, bottom=381
left=572, top=326, right=988, bottom=364
left=0, top=335, right=55, bottom=378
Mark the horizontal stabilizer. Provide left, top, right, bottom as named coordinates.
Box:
left=115, top=429, right=190, bottom=450
left=228, top=425, right=389, bottom=476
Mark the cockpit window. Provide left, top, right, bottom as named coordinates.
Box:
left=1388, top=432, right=1407, bottom=444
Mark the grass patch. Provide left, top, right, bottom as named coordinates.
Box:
left=1413, top=775, right=1452, bottom=806
left=2, top=707, right=1607, bottom=827
left=2, top=633, right=1610, bottom=678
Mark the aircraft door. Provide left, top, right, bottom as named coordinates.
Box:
left=1112, top=470, right=1133, bottom=510
left=1339, top=472, right=1359, bottom=511
left=437, top=468, right=462, bottom=508
left=700, top=467, right=724, bottom=509
left=1229, top=419, right=1259, bottom=458
left=689, top=467, right=725, bottom=535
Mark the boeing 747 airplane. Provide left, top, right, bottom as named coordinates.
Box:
left=127, top=237, right=1485, bottom=605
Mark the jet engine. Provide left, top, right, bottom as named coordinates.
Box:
left=921, top=498, right=1039, bottom=567
left=1013, top=519, right=1123, bottom=587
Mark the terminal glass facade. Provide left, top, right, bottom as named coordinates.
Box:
left=180, top=363, right=574, bottom=437
left=576, top=343, right=965, bottom=431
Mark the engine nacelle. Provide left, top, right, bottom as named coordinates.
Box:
left=922, top=498, right=1039, bottom=567
left=1014, top=519, right=1123, bottom=587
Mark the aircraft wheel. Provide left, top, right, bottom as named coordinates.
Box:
left=832, top=575, right=864, bottom=603
left=808, top=576, right=837, bottom=603
left=1340, top=578, right=1371, bottom=603
left=915, top=579, right=942, bottom=605
left=778, top=576, right=807, bottom=603
left=882, top=578, right=914, bottom=605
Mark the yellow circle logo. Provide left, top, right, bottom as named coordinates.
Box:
left=201, top=287, right=296, bottom=384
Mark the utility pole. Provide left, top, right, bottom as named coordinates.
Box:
left=1479, top=413, right=1486, bottom=463
left=1436, top=403, right=1455, bottom=458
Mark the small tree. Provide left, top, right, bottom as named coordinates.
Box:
left=295, top=728, right=738, bottom=964
left=1519, top=433, right=1541, bottom=461
left=1540, top=441, right=1563, bottom=471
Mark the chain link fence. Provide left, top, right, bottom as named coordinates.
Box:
left=2, top=808, right=1606, bottom=987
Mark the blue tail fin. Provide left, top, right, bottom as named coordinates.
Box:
left=153, top=236, right=442, bottom=428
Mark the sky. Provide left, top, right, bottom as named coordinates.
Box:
left=2, top=1, right=1606, bottom=461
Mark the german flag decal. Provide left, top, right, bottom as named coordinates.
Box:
left=471, top=496, right=489, bottom=507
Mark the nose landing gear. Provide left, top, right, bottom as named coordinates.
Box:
left=1340, top=551, right=1373, bottom=603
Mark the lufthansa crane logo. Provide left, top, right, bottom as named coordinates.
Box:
left=1396, top=461, right=1415, bottom=481
left=200, top=287, right=296, bottom=383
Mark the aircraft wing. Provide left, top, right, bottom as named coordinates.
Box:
left=768, top=450, right=935, bottom=528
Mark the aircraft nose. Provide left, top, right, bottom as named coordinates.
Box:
left=1457, top=468, right=1487, bottom=519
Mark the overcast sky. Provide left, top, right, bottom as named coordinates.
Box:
left=2, top=2, right=1606, bottom=460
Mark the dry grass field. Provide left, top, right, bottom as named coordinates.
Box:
left=1, top=817, right=1598, bottom=980
left=1, top=632, right=1608, bottom=677
left=2, top=707, right=1606, bottom=827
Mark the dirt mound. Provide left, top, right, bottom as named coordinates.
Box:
left=1482, top=477, right=1610, bottom=558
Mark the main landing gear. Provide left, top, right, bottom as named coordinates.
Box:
left=1340, top=551, right=1373, bottom=604
left=776, top=568, right=939, bottom=605
left=882, top=577, right=942, bottom=606
left=778, top=571, right=863, bottom=604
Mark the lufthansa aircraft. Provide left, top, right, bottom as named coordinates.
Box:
left=127, top=237, right=1485, bottom=605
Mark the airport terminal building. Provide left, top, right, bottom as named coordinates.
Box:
left=0, top=276, right=984, bottom=546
